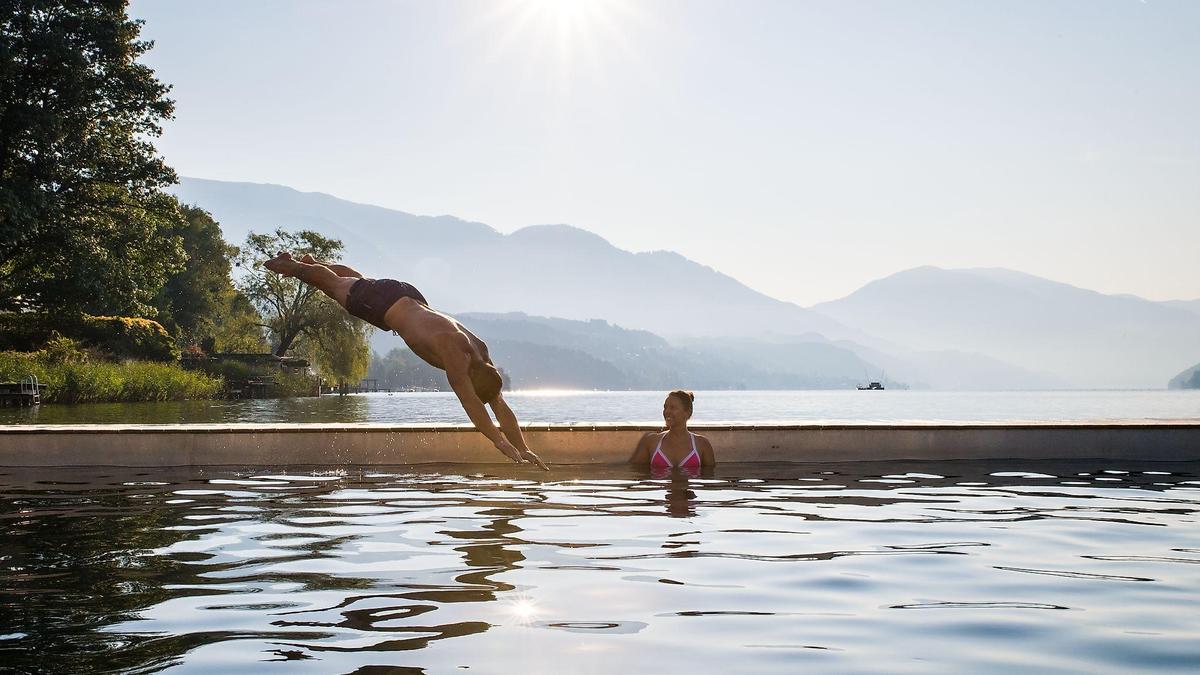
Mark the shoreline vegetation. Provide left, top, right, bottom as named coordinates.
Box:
left=0, top=335, right=318, bottom=404
left=0, top=351, right=221, bottom=404
left=0, top=348, right=328, bottom=404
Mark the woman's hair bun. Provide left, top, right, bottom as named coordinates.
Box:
left=668, top=389, right=695, bottom=413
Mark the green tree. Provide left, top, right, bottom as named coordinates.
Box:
left=207, top=289, right=268, bottom=353
left=309, top=302, right=371, bottom=384
left=153, top=204, right=239, bottom=345
left=369, top=348, right=409, bottom=388
left=0, top=0, right=184, bottom=316
left=368, top=347, right=444, bottom=391
left=236, top=228, right=371, bottom=357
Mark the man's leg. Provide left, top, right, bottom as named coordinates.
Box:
left=264, top=252, right=358, bottom=308
left=300, top=253, right=364, bottom=279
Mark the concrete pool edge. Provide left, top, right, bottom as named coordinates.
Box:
left=1, top=422, right=1198, bottom=466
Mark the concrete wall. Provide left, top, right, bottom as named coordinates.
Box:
left=1, top=422, right=1197, bottom=466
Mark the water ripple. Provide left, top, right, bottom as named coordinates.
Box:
left=1, top=460, right=1197, bottom=673
left=889, top=602, right=1071, bottom=610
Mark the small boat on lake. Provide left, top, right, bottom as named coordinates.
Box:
left=857, top=381, right=885, bottom=390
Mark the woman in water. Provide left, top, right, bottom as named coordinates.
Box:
left=629, top=390, right=716, bottom=473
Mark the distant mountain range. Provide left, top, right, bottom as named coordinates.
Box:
left=455, top=313, right=870, bottom=390
left=1163, top=299, right=1200, bottom=317
left=813, top=266, right=1200, bottom=389
left=171, top=178, right=1200, bottom=389
left=172, top=177, right=857, bottom=342
left=1169, top=362, right=1200, bottom=390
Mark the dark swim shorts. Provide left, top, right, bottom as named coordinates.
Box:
left=345, top=278, right=428, bottom=330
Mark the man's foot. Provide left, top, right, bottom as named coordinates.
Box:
left=264, top=251, right=296, bottom=276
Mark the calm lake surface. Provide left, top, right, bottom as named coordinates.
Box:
left=1, top=461, right=1198, bottom=673
left=3, top=390, right=1199, bottom=425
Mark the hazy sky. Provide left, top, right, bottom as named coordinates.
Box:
left=129, top=0, right=1200, bottom=306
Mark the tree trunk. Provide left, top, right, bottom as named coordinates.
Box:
left=275, top=330, right=298, bottom=356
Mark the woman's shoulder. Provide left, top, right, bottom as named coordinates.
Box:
left=629, top=430, right=663, bottom=464
left=691, top=432, right=714, bottom=450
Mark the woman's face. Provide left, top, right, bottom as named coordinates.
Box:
left=662, top=395, right=691, bottom=427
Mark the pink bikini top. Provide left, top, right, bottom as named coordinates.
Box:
left=650, top=432, right=701, bottom=469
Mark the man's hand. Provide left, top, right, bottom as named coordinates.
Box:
left=519, top=448, right=550, bottom=471
left=495, top=439, right=550, bottom=470
left=494, top=439, right=525, bottom=463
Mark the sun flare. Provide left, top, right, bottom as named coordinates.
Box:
left=511, top=598, right=538, bottom=618
left=526, top=0, right=606, bottom=25
left=471, top=0, right=647, bottom=85
left=501, top=594, right=542, bottom=626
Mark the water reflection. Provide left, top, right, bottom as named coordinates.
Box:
left=654, top=466, right=713, bottom=518
left=1, top=461, right=1198, bottom=673
left=665, top=475, right=698, bottom=519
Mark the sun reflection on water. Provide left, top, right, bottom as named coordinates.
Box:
left=502, top=594, right=542, bottom=625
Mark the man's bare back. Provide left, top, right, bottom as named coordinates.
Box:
left=382, top=300, right=480, bottom=371
left=263, top=251, right=548, bottom=469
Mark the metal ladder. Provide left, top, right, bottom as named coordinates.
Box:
left=20, top=374, right=40, bottom=405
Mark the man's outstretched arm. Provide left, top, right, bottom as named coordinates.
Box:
left=444, top=348, right=526, bottom=464
left=491, top=394, right=549, bottom=470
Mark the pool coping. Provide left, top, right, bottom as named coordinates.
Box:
left=2, top=421, right=1198, bottom=466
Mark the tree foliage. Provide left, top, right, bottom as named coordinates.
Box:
left=75, top=314, right=177, bottom=361
left=368, top=347, right=445, bottom=391
left=0, top=0, right=183, bottom=315
left=236, top=228, right=371, bottom=359
left=309, top=301, right=371, bottom=383
left=152, top=204, right=265, bottom=353
left=153, top=204, right=241, bottom=345
left=206, top=290, right=268, bottom=354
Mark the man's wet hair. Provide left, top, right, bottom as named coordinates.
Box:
left=469, top=361, right=503, bottom=404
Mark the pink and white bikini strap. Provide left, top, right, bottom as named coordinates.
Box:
left=677, top=433, right=699, bottom=466
left=650, top=432, right=669, bottom=466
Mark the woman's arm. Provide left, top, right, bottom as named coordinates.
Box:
left=629, top=432, right=655, bottom=465
left=697, top=434, right=717, bottom=467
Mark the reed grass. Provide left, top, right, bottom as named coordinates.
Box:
left=0, top=352, right=222, bottom=403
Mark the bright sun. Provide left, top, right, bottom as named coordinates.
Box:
left=524, top=0, right=612, bottom=32
left=473, top=0, right=646, bottom=83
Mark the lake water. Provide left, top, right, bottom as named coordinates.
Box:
left=3, top=390, right=1199, bottom=425
left=2, top=461, right=1197, bottom=673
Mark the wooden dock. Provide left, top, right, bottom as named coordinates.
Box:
left=0, top=377, right=43, bottom=407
